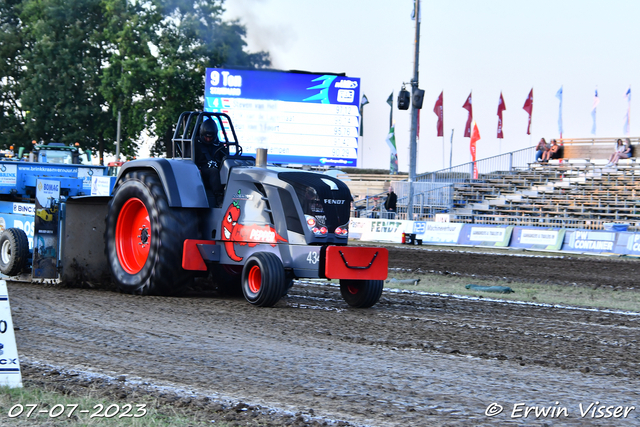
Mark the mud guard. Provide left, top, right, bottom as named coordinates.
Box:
left=117, top=159, right=209, bottom=208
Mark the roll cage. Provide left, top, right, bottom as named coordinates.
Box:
left=171, top=111, right=242, bottom=161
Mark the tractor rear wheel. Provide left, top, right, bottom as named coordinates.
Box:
left=0, top=228, right=29, bottom=276
left=105, top=170, right=197, bottom=295
left=241, top=252, right=285, bottom=307
left=340, top=279, right=384, bottom=308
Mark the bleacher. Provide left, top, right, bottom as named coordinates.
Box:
left=346, top=138, right=640, bottom=230
left=445, top=138, right=640, bottom=231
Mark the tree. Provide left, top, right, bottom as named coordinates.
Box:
left=146, top=0, right=271, bottom=156
left=19, top=0, right=113, bottom=156
left=0, top=0, right=271, bottom=161
left=0, top=0, right=29, bottom=150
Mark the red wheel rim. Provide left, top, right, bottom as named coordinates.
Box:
left=116, top=198, right=151, bottom=274
left=248, top=265, right=262, bottom=293
left=347, top=284, right=360, bottom=295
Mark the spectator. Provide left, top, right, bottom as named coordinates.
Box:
left=535, top=138, right=548, bottom=163
left=384, top=186, right=398, bottom=218
left=541, top=139, right=560, bottom=162
left=606, top=139, right=631, bottom=167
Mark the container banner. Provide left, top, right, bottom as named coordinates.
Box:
left=562, top=230, right=617, bottom=254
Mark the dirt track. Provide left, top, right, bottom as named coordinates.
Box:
left=6, top=246, right=640, bottom=426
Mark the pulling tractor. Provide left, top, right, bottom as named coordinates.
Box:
left=104, top=111, right=388, bottom=307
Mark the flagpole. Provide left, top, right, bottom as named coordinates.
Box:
left=449, top=129, right=454, bottom=169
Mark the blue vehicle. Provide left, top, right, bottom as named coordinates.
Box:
left=0, top=143, right=113, bottom=282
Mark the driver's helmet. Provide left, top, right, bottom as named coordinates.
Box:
left=200, top=118, right=219, bottom=145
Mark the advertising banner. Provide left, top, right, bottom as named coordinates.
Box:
left=459, top=225, right=514, bottom=247
left=562, top=230, right=617, bottom=254
left=412, top=221, right=464, bottom=244
left=0, top=202, right=35, bottom=250
left=511, top=227, right=565, bottom=251
left=32, top=179, right=60, bottom=279
left=348, top=218, right=409, bottom=243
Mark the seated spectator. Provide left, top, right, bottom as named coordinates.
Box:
left=541, top=139, right=560, bottom=162
left=535, top=138, right=548, bottom=163
left=606, top=139, right=631, bottom=167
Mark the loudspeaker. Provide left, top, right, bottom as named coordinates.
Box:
left=412, top=89, right=425, bottom=109
left=397, top=90, right=410, bottom=110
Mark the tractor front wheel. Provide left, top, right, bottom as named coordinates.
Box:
left=340, top=279, right=384, bottom=308
left=241, top=252, right=285, bottom=307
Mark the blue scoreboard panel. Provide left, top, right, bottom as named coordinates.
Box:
left=204, top=68, right=360, bottom=167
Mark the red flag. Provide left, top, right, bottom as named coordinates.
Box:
left=523, top=88, right=533, bottom=135
left=470, top=121, right=480, bottom=179
left=433, top=91, right=444, bottom=137
left=497, top=92, right=506, bottom=139
left=462, top=92, right=473, bottom=137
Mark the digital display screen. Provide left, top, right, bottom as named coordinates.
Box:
left=204, top=68, right=361, bottom=167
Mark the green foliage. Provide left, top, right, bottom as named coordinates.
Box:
left=0, top=0, right=270, bottom=161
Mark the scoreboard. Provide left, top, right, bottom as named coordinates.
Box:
left=204, top=68, right=361, bottom=167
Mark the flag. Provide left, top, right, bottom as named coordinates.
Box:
left=386, top=125, right=398, bottom=174
left=497, top=92, right=506, bottom=139
left=359, top=94, right=369, bottom=137
left=522, top=88, right=533, bottom=135
left=591, top=89, right=599, bottom=135
left=434, top=91, right=444, bottom=137
left=624, top=86, right=631, bottom=136
left=470, top=121, right=480, bottom=179
left=360, top=94, right=369, bottom=109
left=386, top=92, right=394, bottom=128
left=462, top=92, right=473, bottom=137
left=411, top=0, right=421, bottom=22
left=556, top=86, right=563, bottom=138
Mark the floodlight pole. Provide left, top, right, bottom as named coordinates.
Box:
left=407, top=0, right=420, bottom=220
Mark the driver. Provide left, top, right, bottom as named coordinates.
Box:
left=195, top=118, right=227, bottom=203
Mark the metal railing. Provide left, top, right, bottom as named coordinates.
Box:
left=415, top=146, right=536, bottom=183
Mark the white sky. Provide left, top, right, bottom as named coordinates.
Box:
left=222, top=0, right=640, bottom=173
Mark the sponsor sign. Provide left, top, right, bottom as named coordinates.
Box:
left=91, top=176, right=115, bottom=196
left=0, top=280, right=21, bottom=387
left=0, top=164, right=17, bottom=186
left=347, top=218, right=409, bottom=243
left=413, top=221, right=464, bottom=244
left=33, top=179, right=61, bottom=279
left=564, top=230, right=617, bottom=253
left=459, top=225, right=514, bottom=247
left=78, top=167, right=106, bottom=189
left=511, top=227, right=565, bottom=251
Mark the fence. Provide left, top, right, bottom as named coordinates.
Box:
left=385, top=146, right=536, bottom=218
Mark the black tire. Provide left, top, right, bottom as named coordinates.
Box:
left=0, top=228, right=29, bottom=276
left=104, top=170, right=198, bottom=296
left=340, top=279, right=384, bottom=308
left=241, top=252, right=285, bottom=307
left=281, top=270, right=295, bottom=298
